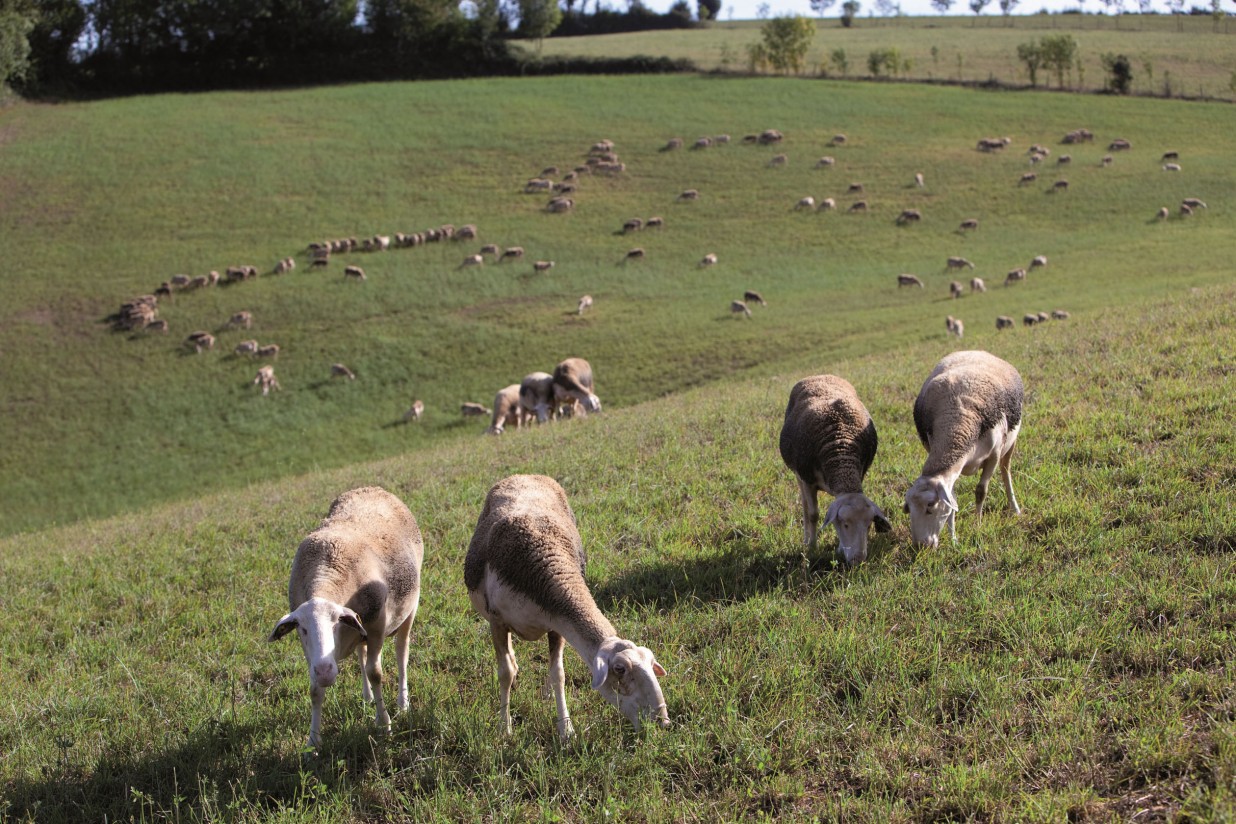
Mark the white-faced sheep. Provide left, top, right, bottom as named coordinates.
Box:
left=731, top=300, right=752, bottom=319
left=344, top=265, right=366, bottom=281
left=331, top=363, right=356, bottom=380
left=946, top=315, right=964, bottom=339
left=970, top=277, right=986, bottom=293
left=949, top=281, right=964, bottom=299
left=486, top=384, right=526, bottom=435
left=897, top=274, right=925, bottom=289
left=403, top=400, right=425, bottom=422
left=700, top=253, right=718, bottom=267
left=1029, top=255, right=1048, bottom=269
left=995, top=315, right=1014, bottom=330
left=466, top=474, right=669, bottom=739
left=519, top=372, right=556, bottom=423
left=577, top=295, right=593, bottom=315
left=795, top=196, right=816, bottom=211
left=743, top=290, right=766, bottom=306
left=461, top=402, right=491, bottom=417
left=268, top=487, right=423, bottom=748
left=1005, top=268, right=1027, bottom=286
left=818, top=198, right=836, bottom=211
left=552, top=357, right=601, bottom=416
left=904, top=351, right=1023, bottom=548
left=533, top=260, right=555, bottom=272
left=914, top=172, right=925, bottom=188
left=778, top=375, right=892, bottom=566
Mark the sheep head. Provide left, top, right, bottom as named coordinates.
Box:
left=592, top=637, right=670, bottom=731
left=269, top=596, right=367, bottom=689
left=824, top=492, right=892, bottom=567
left=903, top=477, right=958, bottom=549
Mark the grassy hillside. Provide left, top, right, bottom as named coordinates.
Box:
left=0, top=281, right=1232, bottom=822
left=0, top=76, right=1232, bottom=535
left=531, top=15, right=1236, bottom=99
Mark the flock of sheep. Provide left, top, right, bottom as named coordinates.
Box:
left=269, top=345, right=1022, bottom=748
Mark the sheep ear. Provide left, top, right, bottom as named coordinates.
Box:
left=902, top=499, right=910, bottom=514
left=652, top=659, right=667, bottom=677
left=339, top=611, right=368, bottom=639
left=873, top=507, right=893, bottom=533
left=591, top=655, right=610, bottom=690
left=268, top=615, right=297, bottom=642
left=942, top=486, right=959, bottom=514
left=823, top=498, right=841, bottom=526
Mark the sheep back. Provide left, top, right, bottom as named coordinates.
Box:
left=912, top=351, right=1023, bottom=477
left=779, top=375, right=877, bottom=495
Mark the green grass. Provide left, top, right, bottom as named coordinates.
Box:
left=1, top=76, right=1232, bottom=536
left=1, top=281, right=1232, bottom=822
left=529, top=15, right=1236, bottom=99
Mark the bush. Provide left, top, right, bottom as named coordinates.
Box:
left=757, top=15, right=815, bottom=75
left=1101, top=52, right=1133, bottom=94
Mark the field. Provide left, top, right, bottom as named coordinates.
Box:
left=529, top=15, right=1236, bottom=99
left=0, top=72, right=1234, bottom=821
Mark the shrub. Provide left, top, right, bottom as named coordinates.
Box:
left=1101, top=52, right=1133, bottom=94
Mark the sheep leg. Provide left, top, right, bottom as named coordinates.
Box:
left=356, top=644, right=372, bottom=702
left=308, top=684, right=325, bottom=749
left=365, top=637, right=391, bottom=736
left=492, top=622, right=518, bottom=735
left=999, top=445, right=1021, bottom=514
left=974, top=456, right=999, bottom=522
left=393, top=603, right=417, bottom=713
left=547, top=631, right=574, bottom=740
left=796, top=477, right=819, bottom=550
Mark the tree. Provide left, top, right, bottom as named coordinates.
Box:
left=1100, top=51, right=1132, bottom=92
left=698, top=0, right=722, bottom=19
left=757, top=15, right=814, bottom=74
left=1039, top=33, right=1077, bottom=88
left=867, top=46, right=902, bottom=75
left=0, top=4, right=35, bottom=90
left=756, top=2, right=770, bottom=18
left=969, top=0, right=991, bottom=23
left=930, top=0, right=953, bottom=11
left=517, top=0, right=562, bottom=45
left=840, top=0, right=860, bottom=26
left=1016, top=38, right=1043, bottom=85
left=830, top=46, right=848, bottom=75
left=810, top=0, right=837, bottom=17
left=999, top=0, right=1020, bottom=19
left=874, top=0, right=898, bottom=15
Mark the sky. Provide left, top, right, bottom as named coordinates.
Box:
left=632, top=0, right=1181, bottom=19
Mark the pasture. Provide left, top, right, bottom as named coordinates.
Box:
left=0, top=76, right=1231, bottom=535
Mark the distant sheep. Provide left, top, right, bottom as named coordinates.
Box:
left=487, top=384, right=527, bottom=435
left=818, top=198, right=836, bottom=211
left=253, top=364, right=281, bottom=395
left=743, top=290, right=766, bottom=306
left=1101, top=155, right=1113, bottom=167
left=995, top=315, right=1014, bottom=331
left=1161, top=151, right=1179, bottom=161
left=274, top=257, right=295, bottom=274
left=577, top=295, right=593, bottom=315
left=731, top=300, right=752, bottom=319
left=500, top=247, right=525, bottom=262
left=1181, top=198, right=1207, bottom=210
left=228, top=311, right=253, bottom=330
left=676, top=189, right=701, bottom=202
left=546, top=197, right=575, bottom=213
left=1004, top=268, right=1027, bottom=286
left=186, top=331, right=215, bottom=353
left=256, top=344, right=280, bottom=359
left=331, top=363, right=356, bottom=380
left=1023, top=313, right=1040, bottom=326
left=1180, top=203, right=1194, bottom=217
left=1019, top=172, right=1037, bottom=185
left=946, top=315, right=964, bottom=339
left=949, top=281, right=964, bottom=299
left=344, top=265, right=366, bottom=281
left=461, top=402, right=491, bottom=417
left=700, top=253, right=718, bottom=267
left=662, top=137, right=684, bottom=151
left=1163, top=163, right=1181, bottom=172
left=958, top=218, right=979, bottom=231
left=1029, top=255, right=1048, bottom=269
left=848, top=200, right=868, bottom=213
left=645, top=216, right=664, bottom=228
left=815, top=156, right=836, bottom=168
left=525, top=178, right=553, bottom=193
left=624, top=248, right=646, bottom=262
left=234, top=339, right=259, bottom=357
left=402, top=400, right=425, bottom=422
left=1109, top=138, right=1132, bottom=151
left=947, top=256, right=975, bottom=271
left=623, top=218, right=644, bottom=233
left=759, top=129, right=784, bottom=145
left=829, top=134, right=847, bottom=146
left=795, top=196, right=816, bottom=211
left=914, top=172, right=925, bottom=188
left=1052, top=180, right=1070, bottom=192
left=1051, top=309, right=1070, bottom=320
left=897, top=209, right=922, bottom=225
left=460, top=254, right=484, bottom=268
left=692, top=136, right=712, bottom=150
left=769, top=154, right=788, bottom=167
left=897, top=274, right=924, bottom=289
left=1157, top=206, right=1170, bottom=220
left=533, top=260, right=555, bottom=272
left=847, top=182, right=864, bottom=193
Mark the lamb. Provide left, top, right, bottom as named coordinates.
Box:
left=897, top=209, right=922, bottom=225
left=1029, top=255, right=1048, bottom=269
left=897, top=274, right=925, bottom=289
left=743, top=290, right=766, bottom=306
left=946, top=315, right=964, bottom=339
left=795, top=196, right=816, bottom=211
left=778, top=375, right=892, bottom=566
left=947, top=256, right=976, bottom=271
left=461, top=402, right=491, bottom=417
left=344, top=265, right=366, bottom=281
left=331, top=363, right=356, bottom=380
left=228, top=311, right=253, bottom=330
left=403, top=400, right=425, bottom=422
left=970, top=277, right=986, bottom=293
left=487, top=384, right=527, bottom=435
left=949, top=281, right=964, bottom=299
left=904, top=350, right=1023, bottom=548
left=519, top=372, right=556, bottom=423
left=465, top=474, right=669, bottom=738
left=676, top=189, right=701, bottom=202
left=958, top=218, right=979, bottom=231
left=995, top=315, right=1014, bottom=331
left=533, top=260, right=555, bottom=272
left=1004, top=268, right=1027, bottom=286
left=552, top=357, right=601, bottom=415
left=577, top=295, right=593, bottom=315
left=731, top=300, right=752, bottom=319
left=699, top=253, right=718, bottom=267
left=268, top=487, right=423, bottom=748
left=253, top=364, right=281, bottom=395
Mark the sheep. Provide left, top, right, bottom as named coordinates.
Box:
left=815, top=156, right=836, bottom=168
left=731, top=300, right=752, bottom=319
left=1004, top=268, right=1027, bottom=286
left=645, top=216, right=664, bottom=228
left=904, top=350, right=1023, bottom=548
left=897, top=274, right=925, bottom=289
left=795, top=196, right=816, bottom=211
left=778, top=375, right=892, bottom=566
left=1109, top=138, right=1132, bottom=151
left=947, top=256, right=975, bottom=271
left=487, top=384, right=526, bottom=435
left=466, top=474, right=669, bottom=738
left=144, top=318, right=169, bottom=334
left=268, top=487, right=423, bottom=748
left=552, top=357, right=601, bottom=415
left=897, top=209, right=922, bottom=225
left=661, top=137, right=684, bottom=151
left=552, top=183, right=576, bottom=196
left=958, top=218, right=979, bottom=231
left=525, top=178, right=553, bottom=193
left=170, top=274, right=192, bottom=289
left=253, top=364, right=281, bottom=395
left=1023, top=313, right=1040, bottom=326
left=1029, top=255, right=1048, bottom=269
left=228, top=311, right=253, bottom=330
left=1180, top=203, right=1194, bottom=217
left=256, top=343, right=280, bottom=359
left=759, top=129, right=784, bottom=145
left=344, top=265, right=366, bottom=281
left=331, top=363, right=356, bottom=380
left=274, top=257, right=295, bottom=274
left=1182, top=198, right=1207, bottom=210
left=1057, top=154, right=1072, bottom=165
left=461, top=402, right=491, bottom=417
left=1157, top=206, right=1170, bottom=220
left=460, top=254, right=484, bottom=268
left=946, top=315, right=964, bottom=339
left=715, top=134, right=731, bottom=144
left=1036, top=311, right=1050, bottom=323
left=829, top=134, right=847, bottom=146
left=311, top=257, right=330, bottom=269
left=700, top=253, right=718, bottom=267
left=769, top=154, right=788, bottom=167
left=847, top=182, right=864, bottom=193
left=970, top=277, right=986, bottom=293
left=403, top=400, right=425, bottom=422
left=457, top=224, right=479, bottom=240
left=501, top=247, right=525, bottom=262
left=1101, top=155, right=1114, bottom=167
left=1028, top=144, right=1049, bottom=157
left=1052, top=180, right=1070, bottom=191
left=949, top=281, right=964, bottom=299
left=914, top=172, right=925, bottom=188
left=817, top=198, right=836, bottom=211
left=996, top=315, right=1014, bottom=330
left=692, top=136, right=712, bottom=150
left=577, top=295, right=593, bottom=315
left=519, top=372, right=556, bottom=423
left=1163, top=163, right=1181, bottom=172
left=624, top=248, right=645, bottom=262
left=1161, top=151, right=1179, bottom=161
left=1019, top=172, right=1038, bottom=185
left=622, top=218, right=644, bottom=234
left=234, top=339, right=259, bottom=357
left=848, top=200, right=868, bottom=213
left=743, top=290, right=766, bottom=306
left=533, top=260, right=555, bottom=272
left=676, top=189, right=701, bottom=202
left=186, top=331, right=215, bottom=353
left=1051, top=309, right=1070, bottom=320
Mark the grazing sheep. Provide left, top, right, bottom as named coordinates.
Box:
left=525, top=178, right=553, bottom=193
left=460, top=254, right=484, bottom=268
left=487, top=384, right=526, bottom=435
left=743, top=290, right=766, bottom=306
left=623, top=218, right=644, bottom=234
left=1019, top=172, right=1038, bottom=185
left=1028, top=255, right=1048, bottom=269
left=715, top=134, right=731, bottom=144
left=897, top=209, right=922, bottom=225
left=274, top=257, right=296, bottom=274
left=778, top=375, right=891, bottom=566
left=949, top=281, right=964, bottom=299
left=256, top=344, right=280, bottom=359
left=795, top=196, right=816, bottom=211
left=457, top=224, right=479, bottom=240
left=1163, top=163, right=1181, bottom=172
left=829, top=134, right=847, bottom=146
left=268, top=487, right=423, bottom=748
left=1109, top=138, right=1132, bottom=151
left=1023, top=313, right=1040, bottom=326
left=731, top=300, right=752, bottom=319
left=958, top=218, right=979, bottom=231
left=914, top=172, right=925, bottom=188
left=500, top=247, right=525, bottom=262
left=970, top=277, right=986, bottom=293
left=466, top=475, right=669, bottom=738
left=461, top=402, right=491, bottom=417
left=700, top=253, right=718, bottom=267
left=769, top=154, right=789, bottom=167
left=1157, top=206, right=1170, bottom=220
left=977, top=138, right=1008, bottom=152
left=234, top=339, right=259, bottom=357
left=1180, top=203, right=1194, bottom=217
left=848, top=200, right=868, bottom=213
left=1057, top=154, right=1072, bottom=165
left=946, top=315, right=964, bottom=339
left=1004, top=268, right=1027, bottom=286
left=533, top=260, right=555, bottom=272
left=904, top=351, right=1023, bottom=548
left=519, top=372, right=556, bottom=423
left=552, top=357, right=601, bottom=415
left=815, top=156, right=836, bottom=168
left=1036, top=311, right=1049, bottom=323
left=186, top=331, right=215, bottom=353
left=402, top=400, right=425, bottom=422
left=1051, top=309, right=1070, bottom=320
left=546, top=197, right=575, bottom=214
left=759, top=129, right=784, bottom=145
left=1052, top=180, right=1069, bottom=191
left=144, top=318, right=169, bottom=334
left=645, top=216, right=664, bottom=228
left=847, top=182, right=864, bottom=193
left=331, top=363, right=356, bottom=380
left=253, top=364, right=281, bottom=395
left=692, top=136, right=712, bottom=150
left=817, top=198, right=836, bottom=211
left=228, top=311, right=253, bottom=330
left=311, top=257, right=330, bottom=269
left=1181, top=198, right=1207, bottom=210
left=1161, top=151, right=1179, bottom=161
left=577, top=295, right=593, bottom=315
left=1101, top=155, right=1114, bottom=167
left=1062, top=128, right=1093, bottom=143
left=170, top=274, right=192, bottom=288
left=897, top=274, right=925, bottom=289
left=344, top=265, right=366, bottom=281
left=480, top=243, right=501, bottom=257
left=996, top=315, right=1014, bottom=331
left=624, top=248, right=645, bottom=262
left=662, top=137, right=684, bottom=151
left=676, top=189, right=701, bottom=202
left=947, top=256, right=976, bottom=271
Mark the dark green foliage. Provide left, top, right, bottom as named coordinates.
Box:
left=698, top=0, right=721, bottom=21
left=1016, top=38, right=1044, bottom=86
left=1039, top=32, right=1078, bottom=88
left=1101, top=51, right=1133, bottom=93
left=841, top=0, right=860, bottom=25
